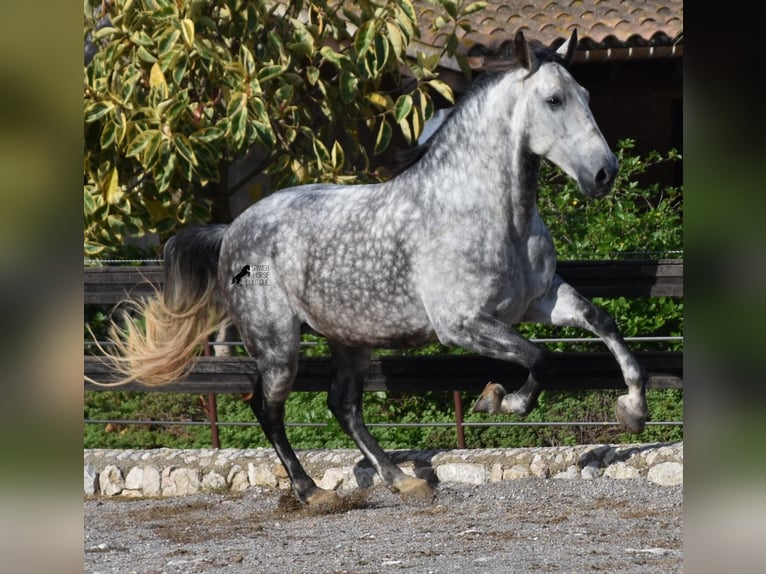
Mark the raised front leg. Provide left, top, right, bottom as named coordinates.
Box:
left=523, top=274, right=649, bottom=433
left=327, top=343, right=433, bottom=500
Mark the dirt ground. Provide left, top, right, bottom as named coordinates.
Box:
left=84, top=478, right=682, bottom=573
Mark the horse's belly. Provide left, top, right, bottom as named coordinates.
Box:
left=297, top=283, right=436, bottom=348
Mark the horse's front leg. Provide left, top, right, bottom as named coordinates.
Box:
left=523, top=274, right=649, bottom=433
left=326, top=343, right=433, bottom=500
left=432, top=314, right=553, bottom=417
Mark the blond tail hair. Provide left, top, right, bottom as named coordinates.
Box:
left=87, top=225, right=230, bottom=387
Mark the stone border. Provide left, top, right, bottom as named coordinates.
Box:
left=84, top=442, right=682, bottom=497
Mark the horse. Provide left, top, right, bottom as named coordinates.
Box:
left=96, top=30, right=648, bottom=507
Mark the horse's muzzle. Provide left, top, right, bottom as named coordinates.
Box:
left=583, top=156, right=618, bottom=198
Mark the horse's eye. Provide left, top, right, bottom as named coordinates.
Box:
left=546, top=95, right=562, bottom=107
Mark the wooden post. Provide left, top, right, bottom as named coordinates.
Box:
left=453, top=391, right=466, bottom=449
left=202, top=341, right=221, bottom=449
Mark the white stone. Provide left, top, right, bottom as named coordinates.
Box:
left=202, top=471, right=227, bottom=491
left=503, top=464, right=531, bottom=480
left=489, top=463, right=504, bottom=482
left=647, top=462, right=683, bottom=486
left=124, top=467, right=143, bottom=490
left=99, top=464, right=124, bottom=496
left=317, top=467, right=348, bottom=491
left=84, top=464, right=98, bottom=495
left=162, top=467, right=200, bottom=496
left=248, top=463, right=278, bottom=488
left=529, top=457, right=549, bottom=479
left=142, top=466, right=162, bottom=496
left=581, top=463, right=601, bottom=480
left=552, top=465, right=579, bottom=480
left=435, top=463, right=488, bottom=485
left=229, top=469, right=250, bottom=491
left=603, top=462, right=641, bottom=479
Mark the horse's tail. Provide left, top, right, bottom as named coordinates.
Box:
left=90, top=225, right=230, bottom=387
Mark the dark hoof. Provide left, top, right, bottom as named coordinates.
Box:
left=472, top=382, right=507, bottom=414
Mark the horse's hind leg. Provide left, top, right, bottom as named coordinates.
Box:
left=524, top=275, right=649, bottom=433
left=327, top=343, right=433, bottom=500
left=243, top=326, right=340, bottom=507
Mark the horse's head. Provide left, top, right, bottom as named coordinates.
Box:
left=514, top=30, right=618, bottom=198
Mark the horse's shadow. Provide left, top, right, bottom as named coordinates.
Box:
left=576, top=441, right=681, bottom=469
left=351, top=449, right=445, bottom=488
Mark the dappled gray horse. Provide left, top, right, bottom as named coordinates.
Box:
left=101, top=30, right=648, bottom=507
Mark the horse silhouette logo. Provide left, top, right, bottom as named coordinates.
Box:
left=231, top=264, right=251, bottom=285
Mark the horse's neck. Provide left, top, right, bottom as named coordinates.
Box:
left=405, top=129, right=541, bottom=237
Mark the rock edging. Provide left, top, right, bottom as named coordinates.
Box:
left=84, top=442, right=682, bottom=497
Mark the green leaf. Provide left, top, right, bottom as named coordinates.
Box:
left=306, top=65, right=320, bottom=86
left=100, top=121, right=116, bottom=149
left=84, top=101, right=114, bottom=123
left=385, top=21, right=406, bottom=58
left=136, top=45, right=157, bottom=63
left=149, top=62, right=168, bottom=92
left=257, top=64, right=284, bottom=83
left=331, top=140, right=344, bottom=170
left=290, top=18, right=315, bottom=55
left=354, top=20, right=376, bottom=57
left=374, top=119, right=392, bottom=155
left=440, top=0, right=459, bottom=19
left=366, top=92, right=391, bottom=110
left=398, top=115, right=413, bottom=144
left=426, top=79, right=454, bottom=104
left=84, top=188, right=96, bottom=215
left=238, top=45, right=256, bottom=78
left=397, top=0, right=418, bottom=27
left=463, top=2, right=488, bottom=16
left=339, top=70, right=357, bottom=104
left=157, top=27, right=180, bottom=56
left=126, top=129, right=162, bottom=159
left=191, top=126, right=225, bottom=143
left=227, top=91, right=248, bottom=147
left=312, top=138, right=330, bottom=165
left=174, top=133, right=197, bottom=167
left=180, top=18, right=195, bottom=47
left=171, top=53, right=188, bottom=86
left=372, top=33, right=390, bottom=75
left=103, top=167, right=123, bottom=205
left=319, top=46, right=347, bottom=69
left=394, top=94, right=413, bottom=123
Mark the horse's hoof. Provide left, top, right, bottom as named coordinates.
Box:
left=615, top=395, right=648, bottom=434
left=395, top=476, right=433, bottom=501
left=472, top=382, right=507, bottom=414
left=305, top=488, right=343, bottom=511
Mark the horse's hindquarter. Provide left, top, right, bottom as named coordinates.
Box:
left=224, top=184, right=436, bottom=348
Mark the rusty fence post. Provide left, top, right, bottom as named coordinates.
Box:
left=202, top=341, right=220, bottom=449
left=453, top=391, right=466, bottom=449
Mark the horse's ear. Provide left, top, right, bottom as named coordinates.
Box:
left=514, top=30, right=532, bottom=70
left=556, top=29, right=578, bottom=64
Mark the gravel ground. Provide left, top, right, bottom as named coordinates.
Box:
left=84, top=478, right=682, bottom=573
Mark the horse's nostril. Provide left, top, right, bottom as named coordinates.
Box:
left=596, top=167, right=608, bottom=185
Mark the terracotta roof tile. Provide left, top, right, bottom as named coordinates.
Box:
left=412, top=0, right=683, bottom=62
